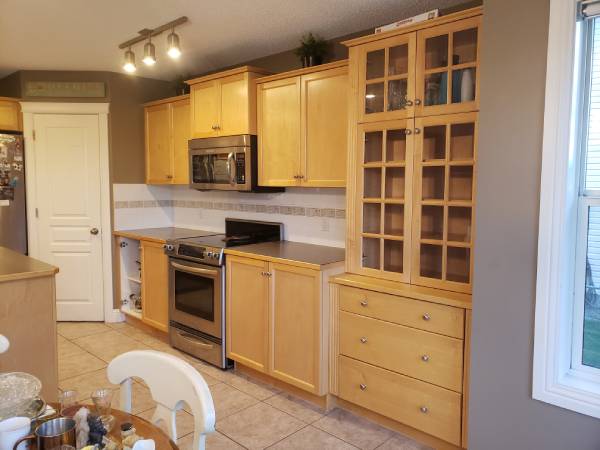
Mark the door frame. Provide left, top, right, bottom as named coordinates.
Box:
left=20, top=102, right=118, bottom=322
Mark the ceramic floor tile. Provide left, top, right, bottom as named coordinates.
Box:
left=111, top=381, right=157, bottom=415
left=201, top=382, right=259, bottom=421
left=313, top=409, right=394, bottom=450
left=269, top=425, right=359, bottom=450
left=189, top=360, right=241, bottom=384
left=57, top=322, right=112, bottom=339
left=73, top=330, right=152, bottom=362
left=138, top=408, right=195, bottom=440
left=217, top=402, right=305, bottom=450
left=224, top=372, right=280, bottom=401
left=59, top=368, right=117, bottom=400
left=375, top=436, right=433, bottom=450
left=177, top=430, right=245, bottom=450
left=58, top=339, right=87, bottom=358
left=58, top=350, right=107, bottom=381
left=265, top=393, right=325, bottom=424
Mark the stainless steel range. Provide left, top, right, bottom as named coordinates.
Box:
left=164, top=218, right=283, bottom=368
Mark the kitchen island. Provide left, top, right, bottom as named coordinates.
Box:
left=0, top=247, right=59, bottom=401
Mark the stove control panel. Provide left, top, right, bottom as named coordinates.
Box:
left=164, top=242, right=224, bottom=266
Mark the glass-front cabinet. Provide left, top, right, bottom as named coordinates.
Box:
left=358, top=34, right=416, bottom=123
left=415, top=16, right=481, bottom=116
left=411, top=112, right=477, bottom=293
left=353, top=120, right=414, bottom=282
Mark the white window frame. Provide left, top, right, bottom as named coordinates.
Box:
left=533, top=0, right=600, bottom=418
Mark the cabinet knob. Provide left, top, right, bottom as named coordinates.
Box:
left=360, top=300, right=368, bottom=307
left=405, top=99, right=413, bottom=107
left=166, top=174, right=173, bottom=179
left=414, top=128, right=421, bottom=134
left=422, top=313, right=431, bottom=321
left=90, top=227, right=99, bottom=235
left=360, top=337, right=368, bottom=344
left=404, top=129, right=412, bottom=135
left=421, top=354, right=430, bottom=362
left=414, top=99, right=422, bottom=106
left=420, top=406, right=429, bottom=414
left=359, top=383, right=367, bottom=391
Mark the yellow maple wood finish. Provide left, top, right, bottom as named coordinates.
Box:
left=0, top=97, right=22, bottom=131
left=140, top=240, right=170, bottom=332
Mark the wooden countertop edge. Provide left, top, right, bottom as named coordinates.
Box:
left=224, top=248, right=344, bottom=270
left=0, top=266, right=59, bottom=283
left=330, top=275, right=472, bottom=310
left=113, top=230, right=166, bottom=244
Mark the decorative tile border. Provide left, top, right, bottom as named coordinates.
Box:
left=113, top=199, right=345, bottom=219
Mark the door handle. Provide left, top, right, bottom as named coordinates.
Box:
left=90, top=228, right=99, bottom=235
left=227, top=152, right=236, bottom=186
left=176, top=330, right=214, bottom=350
left=171, top=261, right=219, bottom=277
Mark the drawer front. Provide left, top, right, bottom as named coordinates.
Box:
left=339, top=285, right=464, bottom=338
left=339, top=311, right=463, bottom=392
left=338, top=355, right=462, bottom=446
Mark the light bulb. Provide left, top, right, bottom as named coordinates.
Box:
left=167, top=31, right=181, bottom=59
left=123, top=49, right=136, bottom=73
left=143, top=41, right=156, bottom=66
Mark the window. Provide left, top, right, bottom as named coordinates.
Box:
left=533, top=0, right=600, bottom=419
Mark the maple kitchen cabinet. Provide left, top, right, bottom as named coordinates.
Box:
left=186, top=66, right=271, bottom=139
left=0, top=97, right=22, bottom=131
left=140, top=240, right=169, bottom=332
left=225, top=243, right=344, bottom=396
left=256, top=61, right=349, bottom=187
left=144, top=95, right=190, bottom=185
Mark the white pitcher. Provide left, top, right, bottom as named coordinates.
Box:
left=0, top=417, right=30, bottom=450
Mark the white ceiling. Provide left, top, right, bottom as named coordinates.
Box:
left=0, top=0, right=467, bottom=81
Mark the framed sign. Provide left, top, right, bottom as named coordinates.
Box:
left=24, top=81, right=106, bottom=98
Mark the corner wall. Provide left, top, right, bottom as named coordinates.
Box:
left=469, top=0, right=600, bottom=448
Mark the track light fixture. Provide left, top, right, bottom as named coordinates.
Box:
left=118, top=16, right=187, bottom=73
left=123, top=48, right=136, bottom=73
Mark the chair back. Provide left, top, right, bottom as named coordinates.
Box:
left=107, top=350, right=215, bottom=450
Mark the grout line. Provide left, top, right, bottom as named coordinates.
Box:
left=264, top=423, right=311, bottom=449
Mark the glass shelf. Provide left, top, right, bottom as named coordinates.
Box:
left=363, top=203, right=381, bottom=234
left=450, top=123, right=475, bottom=161
left=449, top=165, right=473, bottom=201
left=453, top=28, right=478, bottom=65
left=385, top=167, right=405, bottom=199
left=420, top=244, right=443, bottom=279
left=446, top=246, right=470, bottom=283
left=421, top=205, right=444, bottom=240
left=423, top=125, right=446, bottom=161
left=388, top=44, right=409, bottom=76
left=364, top=168, right=382, bottom=198
left=386, top=129, right=407, bottom=162
left=362, top=237, right=380, bottom=270
left=365, top=83, right=384, bottom=114
left=422, top=166, right=445, bottom=200
left=366, top=49, right=385, bottom=80
left=425, top=34, right=449, bottom=70
left=448, top=206, right=472, bottom=242
left=384, top=239, right=403, bottom=273
left=364, top=131, right=383, bottom=163
left=384, top=204, right=404, bottom=236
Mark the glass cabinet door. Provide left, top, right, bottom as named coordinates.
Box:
left=411, top=113, right=477, bottom=293
left=415, top=16, right=481, bottom=117
left=358, top=34, right=416, bottom=123
left=353, top=120, right=414, bottom=282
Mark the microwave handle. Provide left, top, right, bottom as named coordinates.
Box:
left=227, top=152, right=236, bottom=186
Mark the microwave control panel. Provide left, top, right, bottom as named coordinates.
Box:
left=235, top=153, right=246, bottom=184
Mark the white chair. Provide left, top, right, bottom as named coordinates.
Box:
left=0, top=335, right=9, bottom=354
left=107, top=350, right=215, bottom=450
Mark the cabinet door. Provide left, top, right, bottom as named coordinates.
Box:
left=301, top=67, right=348, bottom=187
left=226, top=255, right=269, bottom=372
left=145, top=104, right=172, bottom=184
left=357, top=33, right=416, bottom=123
left=350, top=119, right=414, bottom=284
left=220, top=74, right=250, bottom=136
left=257, top=77, right=301, bottom=186
left=270, top=263, right=322, bottom=393
left=171, top=98, right=191, bottom=184
left=140, top=240, right=169, bottom=332
left=411, top=112, right=477, bottom=294
left=0, top=100, right=21, bottom=131
left=415, top=16, right=481, bottom=116
left=190, top=80, right=220, bottom=138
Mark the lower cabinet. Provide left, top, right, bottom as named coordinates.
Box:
left=140, top=240, right=170, bottom=332
left=226, top=254, right=336, bottom=395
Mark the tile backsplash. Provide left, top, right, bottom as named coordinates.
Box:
left=113, top=184, right=346, bottom=247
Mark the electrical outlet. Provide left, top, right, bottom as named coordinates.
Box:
left=321, top=218, right=330, bottom=232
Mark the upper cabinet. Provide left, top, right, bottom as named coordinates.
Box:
left=144, top=95, right=190, bottom=185
left=354, top=14, right=480, bottom=123
left=257, top=61, right=348, bottom=187
left=187, top=66, right=271, bottom=139
left=0, top=98, right=22, bottom=132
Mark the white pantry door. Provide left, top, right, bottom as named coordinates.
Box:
left=33, top=114, right=104, bottom=321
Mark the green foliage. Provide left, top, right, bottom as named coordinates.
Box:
left=294, top=32, right=328, bottom=58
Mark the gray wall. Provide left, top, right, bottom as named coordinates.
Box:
left=469, top=0, right=600, bottom=448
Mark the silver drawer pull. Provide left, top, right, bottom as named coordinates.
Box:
left=360, top=337, right=368, bottom=344
left=359, top=383, right=367, bottom=391
left=420, top=406, right=429, bottom=414
left=360, top=299, right=368, bottom=307
left=421, top=354, right=430, bottom=362
left=422, top=313, right=431, bottom=321
left=176, top=331, right=214, bottom=350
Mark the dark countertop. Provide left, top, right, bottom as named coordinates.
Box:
left=0, top=247, right=58, bottom=282
left=113, top=227, right=217, bottom=244
left=225, top=241, right=345, bottom=269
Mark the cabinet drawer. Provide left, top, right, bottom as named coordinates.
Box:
left=339, top=311, right=463, bottom=391
left=338, top=355, right=461, bottom=446
left=338, top=285, right=464, bottom=338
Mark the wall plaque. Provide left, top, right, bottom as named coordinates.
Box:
left=24, top=81, right=106, bottom=98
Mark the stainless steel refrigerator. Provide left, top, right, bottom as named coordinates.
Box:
left=0, top=133, right=27, bottom=254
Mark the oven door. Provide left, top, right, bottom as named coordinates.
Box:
left=169, top=258, right=223, bottom=339
left=189, top=147, right=250, bottom=191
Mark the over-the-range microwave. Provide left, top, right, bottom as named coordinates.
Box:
left=189, top=134, right=282, bottom=192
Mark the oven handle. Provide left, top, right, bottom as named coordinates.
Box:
left=171, top=261, right=220, bottom=277
left=175, top=330, right=214, bottom=350
left=227, top=152, right=236, bottom=186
